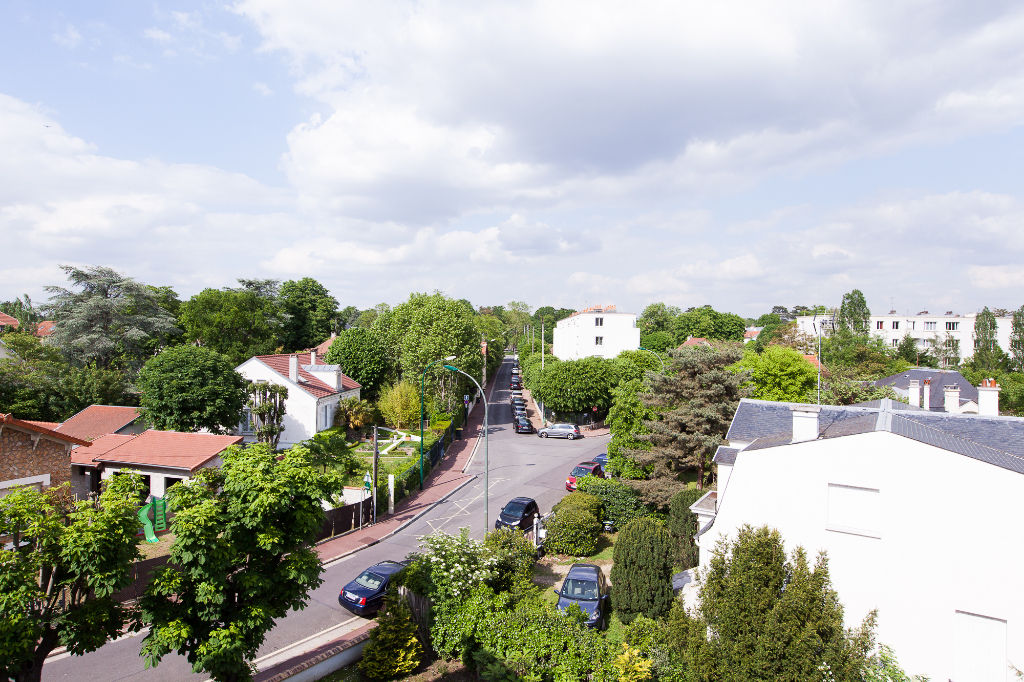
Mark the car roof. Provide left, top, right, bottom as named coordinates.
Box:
left=368, top=560, right=407, bottom=576
left=577, top=461, right=598, bottom=467
left=507, top=496, right=536, bottom=505
left=566, top=563, right=601, bottom=580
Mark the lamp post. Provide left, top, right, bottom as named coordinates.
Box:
left=443, top=364, right=489, bottom=531
left=420, top=355, right=456, bottom=490
left=638, top=347, right=666, bottom=373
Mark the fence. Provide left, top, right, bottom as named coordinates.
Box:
left=314, top=497, right=374, bottom=543
left=112, top=555, right=170, bottom=602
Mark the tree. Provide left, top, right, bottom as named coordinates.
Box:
left=337, top=305, right=361, bottom=330
left=735, top=345, right=817, bottom=402
left=378, top=381, right=419, bottom=430
left=1010, top=305, right=1024, bottom=372
left=610, top=518, right=675, bottom=623
left=639, top=330, right=674, bottom=352
left=683, top=525, right=875, bottom=680
left=0, top=294, right=42, bottom=328
left=666, top=488, right=705, bottom=569
left=836, top=289, right=870, bottom=334
left=535, top=357, right=615, bottom=416
left=606, top=379, right=652, bottom=479
left=638, top=303, right=681, bottom=335
left=611, top=350, right=663, bottom=386
left=672, top=305, right=745, bottom=342
left=0, top=476, right=144, bottom=682
left=43, top=265, right=179, bottom=371
left=138, top=346, right=247, bottom=433
left=821, top=329, right=907, bottom=379
left=358, top=594, right=423, bottom=680
left=969, top=306, right=1010, bottom=373
left=334, top=397, right=376, bottom=437
left=279, top=277, right=339, bottom=351
left=141, top=444, right=339, bottom=681
left=179, top=288, right=283, bottom=365
left=246, top=381, right=287, bottom=449
left=324, top=327, right=391, bottom=401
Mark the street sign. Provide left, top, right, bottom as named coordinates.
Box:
left=363, top=472, right=372, bottom=490
left=464, top=393, right=470, bottom=407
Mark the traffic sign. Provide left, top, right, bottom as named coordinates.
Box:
left=363, top=472, right=372, bottom=490
left=464, top=393, right=470, bottom=407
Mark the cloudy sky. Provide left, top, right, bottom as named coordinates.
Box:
left=3, top=1, right=1024, bottom=317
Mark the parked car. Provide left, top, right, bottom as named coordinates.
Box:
left=495, top=496, right=540, bottom=531
left=538, top=423, right=582, bottom=439
left=513, top=416, right=534, bottom=433
left=511, top=397, right=527, bottom=408
left=593, top=453, right=609, bottom=468
left=513, top=405, right=527, bottom=417
left=338, top=560, right=408, bottom=616
left=566, top=461, right=604, bottom=490
left=510, top=380, right=523, bottom=390
left=555, top=563, right=609, bottom=629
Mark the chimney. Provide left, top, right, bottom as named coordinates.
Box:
left=310, top=350, right=317, bottom=365
left=943, top=385, right=960, bottom=414
left=908, top=378, right=920, bottom=408
left=922, top=379, right=931, bottom=410
left=790, top=405, right=821, bottom=443
left=289, top=354, right=299, bottom=383
left=978, top=378, right=1001, bottom=416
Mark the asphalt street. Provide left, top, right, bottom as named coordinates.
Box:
left=43, top=357, right=608, bottom=681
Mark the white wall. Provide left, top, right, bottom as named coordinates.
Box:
left=236, top=358, right=322, bottom=448
left=552, top=312, right=640, bottom=360
left=702, top=431, right=1024, bottom=681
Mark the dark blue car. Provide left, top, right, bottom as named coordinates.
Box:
left=338, top=560, right=407, bottom=616
left=555, top=563, right=609, bottom=629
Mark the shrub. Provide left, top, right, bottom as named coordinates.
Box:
left=544, top=506, right=602, bottom=556
left=667, top=488, right=706, bottom=569
left=613, top=642, right=654, bottom=681
left=576, top=477, right=645, bottom=529
left=611, top=517, right=675, bottom=623
left=553, top=491, right=604, bottom=522
left=483, top=527, right=537, bottom=593
left=359, top=593, right=423, bottom=680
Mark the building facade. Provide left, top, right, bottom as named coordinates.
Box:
left=551, top=305, right=640, bottom=361
left=1, top=414, right=89, bottom=498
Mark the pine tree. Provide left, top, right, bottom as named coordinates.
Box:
left=610, top=518, right=675, bottom=624
left=629, top=344, right=746, bottom=506
left=359, top=594, right=423, bottom=680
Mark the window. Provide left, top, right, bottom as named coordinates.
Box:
left=594, top=317, right=604, bottom=327
left=891, top=339, right=899, bottom=347
left=875, top=321, right=884, bottom=330
left=908, top=321, right=915, bottom=330
left=946, top=321, right=959, bottom=331
left=826, top=483, right=880, bottom=538
left=595, top=336, right=603, bottom=346
left=924, top=321, right=936, bottom=331
left=892, top=321, right=899, bottom=330
left=239, top=407, right=254, bottom=435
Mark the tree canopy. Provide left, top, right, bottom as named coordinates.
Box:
left=836, top=289, right=870, bottom=334
left=179, top=287, right=283, bottom=365
left=324, top=327, right=391, bottom=401
left=279, top=277, right=339, bottom=351
left=735, top=345, right=818, bottom=402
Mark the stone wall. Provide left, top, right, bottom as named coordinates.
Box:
left=0, top=426, right=71, bottom=489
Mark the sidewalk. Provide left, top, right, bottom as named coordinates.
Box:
left=315, top=390, right=488, bottom=564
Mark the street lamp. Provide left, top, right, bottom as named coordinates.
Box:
left=638, top=347, right=666, bottom=373
left=420, top=356, right=456, bottom=490
left=443, top=364, right=489, bottom=531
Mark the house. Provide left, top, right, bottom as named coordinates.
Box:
left=552, top=305, right=640, bottom=360
left=743, top=328, right=761, bottom=343
left=34, top=321, right=55, bottom=338
left=874, top=368, right=980, bottom=413
left=680, top=336, right=712, bottom=347
left=0, top=312, right=19, bottom=332
left=1, top=414, right=89, bottom=498
left=690, top=383, right=1021, bottom=681
left=235, top=351, right=361, bottom=448
left=70, top=430, right=242, bottom=499
left=54, top=405, right=145, bottom=442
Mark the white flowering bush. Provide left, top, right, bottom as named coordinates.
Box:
left=410, top=528, right=500, bottom=602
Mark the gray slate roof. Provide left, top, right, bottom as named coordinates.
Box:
left=713, top=445, right=738, bottom=465
left=873, top=368, right=978, bottom=411
left=727, top=398, right=1024, bottom=475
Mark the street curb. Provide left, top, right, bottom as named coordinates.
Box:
left=322, top=473, right=478, bottom=567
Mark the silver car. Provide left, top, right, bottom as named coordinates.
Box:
left=538, top=423, right=582, bottom=440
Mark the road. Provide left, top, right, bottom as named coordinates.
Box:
left=43, top=357, right=608, bottom=681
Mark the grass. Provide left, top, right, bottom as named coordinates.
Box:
left=553, top=531, right=617, bottom=564
left=137, top=531, right=175, bottom=560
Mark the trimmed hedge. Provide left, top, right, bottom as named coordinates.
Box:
left=553, top=491, right=604, bottom=522
left=667, top=487, right=706, bottom=569
left=610, top=517, right=675, bottom=623
left=576, top=477, right=645, bottom=529
left=544, top=506, right=602, bottom=556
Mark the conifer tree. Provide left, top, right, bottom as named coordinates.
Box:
left=666, top=488, right=706, bottom=569
left=1011, top=305, right=1024, bottom=372
left=359, top=594, right=423, bottom=680
left=610, top=518, right=675, bottom=623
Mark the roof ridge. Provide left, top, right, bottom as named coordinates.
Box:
left=894, top=413, right=1024, bottom=465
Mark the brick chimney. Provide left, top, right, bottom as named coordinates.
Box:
left=943, top=385, right=960, bottom=414
left=790, top=405, right=820, bottom=443
left=908, top=379, right=920, bottom=408
left=289, top=354, right=299, bottom=383
left=922, top=379, right=931, bottom=410
left=978, top=378, right=1001, bottom=416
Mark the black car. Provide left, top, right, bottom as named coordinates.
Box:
left=494, top=497, right=540, bottom=531
left=510, top=380, right=523, bottom=390
left=338, top=560, right=407, bottom=616
left=555, top=563, right=609, bottom=629
left=513, top=416, right=534, bottom=433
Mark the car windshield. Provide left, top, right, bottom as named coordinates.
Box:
left=570, top=466, right=592, bottom=477
left=562, top=578, right=599, bottom=600
left=502, top=501, right=527, bottom=516
left=354, top=571, right=385, bottom=590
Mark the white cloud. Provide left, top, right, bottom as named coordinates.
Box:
left=144, top=28, right=173, bottom=44
left=252, top=81, right=273, bottom=96
left=52, top=24, right=82, bottom=49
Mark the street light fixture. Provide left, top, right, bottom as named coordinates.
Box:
left=420, top=355, right=456, bottom=490
left=638, top=347, right=666, bottom=373
left=443, top=363, right=490, bottom=531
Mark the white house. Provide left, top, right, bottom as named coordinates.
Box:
left=690, top=388, right=1022, bottom=681
left=235, top=351, right=361, bottom=448
left=551, top=305, right=640, bottom=360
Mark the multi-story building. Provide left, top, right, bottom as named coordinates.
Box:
left=551, top=305, right=640, bottom=360
left=795, top=310, right=1014, bottom=363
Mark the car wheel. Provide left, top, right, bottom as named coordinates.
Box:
left=540, top=432, right=548, bottom=438
left=567, top=433, right=575, bottom=440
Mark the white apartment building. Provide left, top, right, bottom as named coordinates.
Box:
left=795, top=310, right=1013, bottom=361
left=551, top=305, right=640, bottom=360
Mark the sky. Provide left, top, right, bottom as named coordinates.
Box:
left=3, top=1, right=1024, bottom=318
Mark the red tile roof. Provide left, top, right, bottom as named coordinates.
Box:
left=0, top=414, right=90, bottom=446
left=744, top=329, right=761, bottom=339
left=70, top=433, right=135, bottom=465
left=313, top=335, right=336, bottom=359
left=255, top=353, right=361, bottom=398
left=803, top=354, right=822, bottom=369
left=91, top=430, right=243, bottom=471
left=35, top=321, right=55, bottom=337
left=0, top=312, right=19, bottom=329
left=25, top=420, right=61, bottom=431
left=681, top=337, right=711, bottom=346
left=56, top=405, right=141, bottom=441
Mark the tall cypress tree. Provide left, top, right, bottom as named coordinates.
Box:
left=836, top=289, right=870, bottom=335
left=970, top=307, right=1009, bottom=373
left=1010, top=305, right=1024, bottom=372
left=610, top=517, right=675, bottom=624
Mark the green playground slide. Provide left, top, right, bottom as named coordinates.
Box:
left=138, top=503, right=159, bottom=543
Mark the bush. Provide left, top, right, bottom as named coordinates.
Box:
left=553, top=491, right=604, bottom=522
left=611, top=517, right=675, bottom=623
left=359, top=593, right=423, bottom=680
left=544, top=506, right=602, bottom=556
left=576, top=477, right=645, bottom=529
left=667, top=488, right=706, bottom=569
left=483, top=527, right=537, bottom=593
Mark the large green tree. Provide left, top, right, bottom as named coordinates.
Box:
left=279, top=277, right=339, bottom=351
left=141, top=444, right=338, bottom=681
left=0, top=476, right=144, bottom=682
left=42, top=265, right=179, bottom=371
left=638, top=302, right=681, bottom=335
left=968, top=306, right=1010, bottom=373
left=683, top=525, right=875, bottom=680
left=377, top=381, right=420, bottom=430
left=672, top=305, right=745, bottom=343
left=535, top=356, right=615, bottom=416
left=610, top=517, right=675, bottom=623
left=605, top=378, right=652, bottom=479
left=137, top=345, right=247, bottom=433
left=0, top=294, right=42, bottom=328
left=836, top=289, right=870, bottom=334
left=324, top=327, right=391, bottom=401
left=1010, top=305, right=1024, bottom=372
left=179, top=287, right=283, bottom=365
left=631, top=344, right=747, bottom=504
left=735, top=345, right=817, bottom=402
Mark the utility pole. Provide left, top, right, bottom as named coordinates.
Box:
left=540, top=318, right=545, bottom=425
left=372, top=425, right=379, bottom=523
left=481, top=334, right=487, bottom=394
